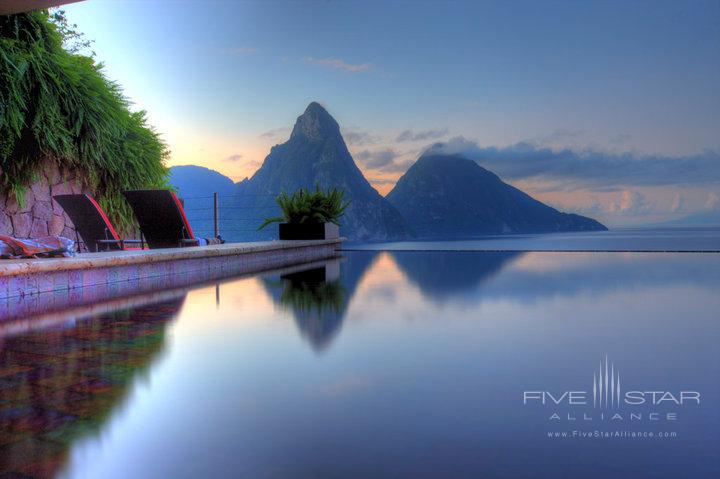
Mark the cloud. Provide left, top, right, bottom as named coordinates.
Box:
left=609, top=190, right=654, bottom=215
left=705, top=192, right=720, bottom=210
left=229, top=47, right=257, bottom=55
left=222, top=153, right=260, bottom=171
left=670, top=193, right=685, bottom=213
left=367, top=177, right=398, bottom=185
left=259, top=127, right=290, bottom=141
left=559, top=196, right=605, bottom=216
left=355, top=148, right=415, bottom=173
left=426, top=136, right=720, bottom=189
left=539, top=129, right=586, bottom=145
left=342, top=128, right=379, bottom=146
left=609, top=133, right=633, bottom=145
left=355, top=148, right=400, bottom=169
left=396, top=128, right=449, bottom=143
left=303, top=57, right=372, bottom=73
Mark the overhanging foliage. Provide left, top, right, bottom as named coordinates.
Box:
left=0, top=10, right=168, bottom=229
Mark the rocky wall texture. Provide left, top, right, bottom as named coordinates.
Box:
left=0, top=158, right=90, bottom=240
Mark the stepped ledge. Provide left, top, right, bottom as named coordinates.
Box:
left=0, top=239, right=342, bottom=302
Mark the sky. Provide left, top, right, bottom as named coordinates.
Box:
left=61, top=0, right=720, bottom=226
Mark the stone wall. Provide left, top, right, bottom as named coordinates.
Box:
left=0, top=158, right=89, bottom=240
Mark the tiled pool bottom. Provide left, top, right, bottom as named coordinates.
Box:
left=0, top=251, right=719, bottom=478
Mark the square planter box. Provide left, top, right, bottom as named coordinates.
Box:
left=279, top=223, right=339, bottom=240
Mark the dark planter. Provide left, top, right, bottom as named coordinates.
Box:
left=278, top=222, right=339, bottom=240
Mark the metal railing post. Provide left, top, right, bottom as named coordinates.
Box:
left=213, top=192, right=219, bottom=238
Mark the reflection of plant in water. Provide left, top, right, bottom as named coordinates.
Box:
left=274, top=267, right=347, bottom=351
left=280, top=279, right=345, bottom=315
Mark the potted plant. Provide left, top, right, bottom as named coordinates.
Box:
left=259, top=185, right=349, bottom=240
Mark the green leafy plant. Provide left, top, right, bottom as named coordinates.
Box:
left=259, top=185, right=350, bottom=230
left=0, top=10, right=169, bottom=231
left=280, top=278, right=345, bottom=315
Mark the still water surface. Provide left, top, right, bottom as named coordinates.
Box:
left=1, top=251, right=718, bottom=478
left=346, top=226, right=720, bottom=251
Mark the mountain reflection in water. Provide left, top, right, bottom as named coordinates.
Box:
left=261, top=253, right=379, bottom=351
left=390, top=251, right=521, bottom=302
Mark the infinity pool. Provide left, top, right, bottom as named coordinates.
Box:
left=1, top=252, right=719, bottom=478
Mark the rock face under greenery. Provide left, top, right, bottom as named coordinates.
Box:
left=387, top=153, right=607, bottom=237
left=235, top=102, right=411, bottom=241
left=0, top=157, right=89, bottom=239
left=0, top=11, right=168, bottom=236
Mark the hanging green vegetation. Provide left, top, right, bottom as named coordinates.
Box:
left=0, top=10, right=169, bottom=230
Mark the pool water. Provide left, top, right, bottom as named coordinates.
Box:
left=344, top=226, right=720, bottom=252
left=1, top=251, right=719, bottom=478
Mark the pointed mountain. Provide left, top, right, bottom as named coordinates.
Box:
left=168, top=165, right=237, bottom=198
left=237, top=102, right=411, bottom=241
left=386, top=153, right=606, bottom=237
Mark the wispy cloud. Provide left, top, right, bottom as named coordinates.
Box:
left=706, top=192, right=720, bottom=210
left=426, top=136, right=720, bottom=189
left=608, top=190, right=654, bottom=215
left=355, top=148, right=414, bottom=172
left=342, top=128, right=380, bottom=146
left=538, top=129, right=586, bottom=145
left=670, top=193, right=685, bottom=213
left=355, top=148, right=400, bottom=169
left=222, top=153, right=260, bottom=171
left=303, top=56, right=372, bottom=73
left=396, top=128, right=449, bottom=143
left=367, top=177, right=399, bottom=185
left=609, top=133, right=633, bottom=145
left=259, top=127, right=290, bottom=141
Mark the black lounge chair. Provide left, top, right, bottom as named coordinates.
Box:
left=122, top=189, right=201, bottom=249
left=53, top=194, right=144, bottom=252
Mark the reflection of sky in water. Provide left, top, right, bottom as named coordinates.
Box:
left=2, top=252, right=715, bottom=478
left=345, top=227, right=720, bottom=252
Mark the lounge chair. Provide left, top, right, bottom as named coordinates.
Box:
left=0, top=235, right=76, bottom=258
left=122, top=189, right=202, bottom=249
left=53, top=194, right=144, bottom=252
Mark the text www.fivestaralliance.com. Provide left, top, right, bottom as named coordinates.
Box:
left=547, top=430, right=677, bottom=439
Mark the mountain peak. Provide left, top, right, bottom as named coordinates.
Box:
left=290, top=101, right=340, bottom=141
left=387, top=152, right=607, bottom=236
left=418, top=152, right=474, bottom=164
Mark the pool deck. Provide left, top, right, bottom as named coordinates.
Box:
left=0, top=256, right=342, bottom=339
left=0, top=239, right=342, bottom=302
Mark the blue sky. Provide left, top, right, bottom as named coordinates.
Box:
left=62, top=0, right=720, bottom=225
